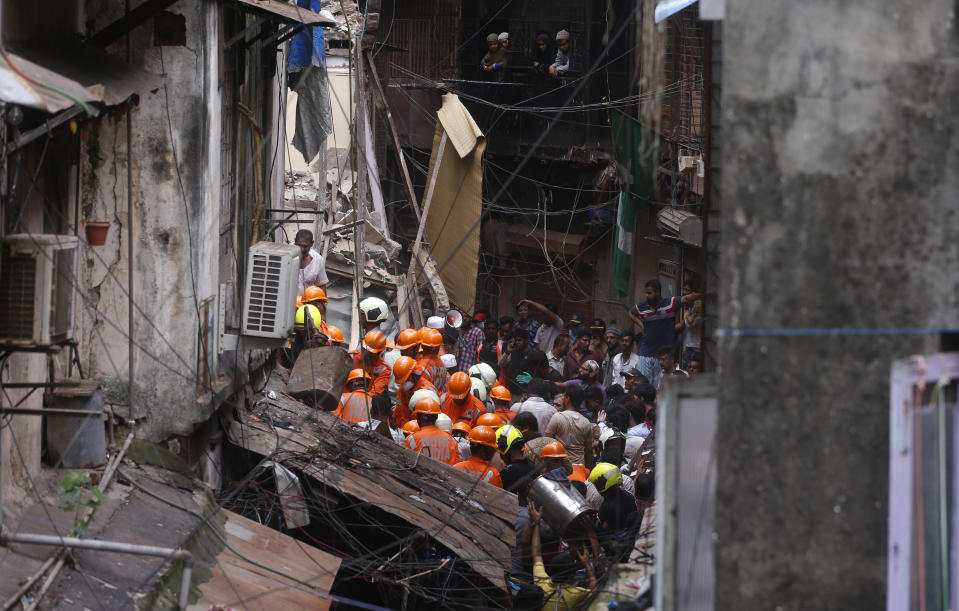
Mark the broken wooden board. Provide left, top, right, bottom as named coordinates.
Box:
left=226, top=407, right=516, bottom=590
left=286, top=346, right=353, bottom=409
left=191, top=509, right=341, bottom=610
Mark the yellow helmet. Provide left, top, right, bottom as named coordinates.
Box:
left=294, top=304, right=322, bottom=328
left=495, top=425, right=524, bottom=456
left=588, top=462, right=623, bottom=494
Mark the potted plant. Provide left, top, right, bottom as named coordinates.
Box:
left=83, top=220, right=110, bottom=246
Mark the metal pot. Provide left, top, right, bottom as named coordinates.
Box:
left=527, top=475, right=592, bottom=535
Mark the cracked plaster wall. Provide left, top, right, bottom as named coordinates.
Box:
left=717, top=1, right=959, bottom=609
left=74, top=0, right=221, bottom=441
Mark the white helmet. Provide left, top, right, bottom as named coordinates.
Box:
left=359, top=297, right=390, bottom=324
left=470, top=378, right=488, bottom=403
left=468, top=362, right=497, bottom=390
left=436, top=413, right=453, bottom=432
left=441, top=353, right=457, bottom=370
left=409, top=388, right=441, bottom=412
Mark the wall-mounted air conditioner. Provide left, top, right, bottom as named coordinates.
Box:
left=0, top=234, right=78, bottom=347
left=220, top=241, right=299, bottom=352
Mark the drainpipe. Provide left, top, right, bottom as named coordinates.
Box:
left=0, top=532, right=194, bottom=609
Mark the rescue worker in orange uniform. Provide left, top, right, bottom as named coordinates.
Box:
left=541, top=441, right=570, bottom=474
left=477, top=412, right=505, bottom=429
left=350, top=330, right=391, bottom=395
left=393, top=356, right=437, bottom=427
left=451, top=421, right=472, bottom=460
left=401, top=420, right=420, bottom=439
left=302, top=286, right=330, bottom=333
left=395, top=328, right=421, bottom=358
left=417, top=328, right=449, bottom=392
left=489, top=385, right=515, bottom=422
left=326, top=325, right=346, bottom=348
left=442, top=372, right=485, bottom=426
left=332, top=369, right=373, bottom=424
left=453, top=425, right=503, bottom=488
left=403, top=398, right=461, bottom=466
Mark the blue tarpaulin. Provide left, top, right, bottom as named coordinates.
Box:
left=288, top=0, right=325, bottom=72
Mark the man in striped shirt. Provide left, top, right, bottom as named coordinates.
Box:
left=628, top=279, right=701, bottom=387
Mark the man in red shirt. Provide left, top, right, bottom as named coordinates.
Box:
left=332, top=369, right=373, bottom=424
left=403, top=398, right=461, bottom=466
left=442, top=371, right=485, bottom=426
left=351, top=330, right=391, bottom=395
left=453, top=426, right=503, bottom=488
left=417, top=328, right=449, bottom=392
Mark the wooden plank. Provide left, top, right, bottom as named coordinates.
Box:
left=226, top=408, right=515, bottom=590
left=191, top=509, right=341, bottom=610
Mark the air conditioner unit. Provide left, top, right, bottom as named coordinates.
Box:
left=0, top=234, right=78, bottom=347
left=240, top=241, right=299, bottom=339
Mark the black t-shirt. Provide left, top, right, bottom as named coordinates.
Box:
left=479, top=342, right=500, bottom=370
left=598, top=487, right=639, bottom=532
left=501, top=458, right=539, bottom=505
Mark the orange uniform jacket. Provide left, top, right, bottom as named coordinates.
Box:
left=442, top=394, right=485, bottom=427
left=403, top=425, right=461, bottom=466
left=417, top=353, right=449, bottom=393
left=394, top=376, right=437, bottom=427
left=332, top=390, right=371, bottom=424
left=351, top=352, right=390, bottom=395
left=494, top=408, right=515, bottom=423
left=453, top=455, right=503, bottom=488
left=569, top=464, right=590, bottom=483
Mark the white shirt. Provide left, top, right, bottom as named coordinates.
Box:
left=297, top=248, right=329, bottom=295
left=357, top=418, right=405, bottom=444
left=535, top=317, right=564, bottom=357
left=611, top=351, right=640, bottom=387
left=511, top=396, right=557, bottom=435
left=547, top=350, right=565, bottom=376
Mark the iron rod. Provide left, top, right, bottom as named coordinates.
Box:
left=0, top=532, right=193, bottom=610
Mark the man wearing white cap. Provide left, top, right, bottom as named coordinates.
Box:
left=549, top=30, right=571, bottom=77
left=441, top=353, right=458, bottom=375
left=498, top=32, right=509, bottom=49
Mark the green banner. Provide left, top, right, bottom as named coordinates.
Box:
left=611, top=113, right=658, bottom=297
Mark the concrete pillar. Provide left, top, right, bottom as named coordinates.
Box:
left=717, top=1, right=959, bottom=608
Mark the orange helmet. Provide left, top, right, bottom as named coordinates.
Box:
left=296, top=296, right=303, bottom=309
left=362, top=330, right=387, bottom=353
left=327, top=325, right=345, bottom=343
left=447, top=372, right=471, bottom=400
left=420, top=328, right=443, bottom=348
left=395, top=328, right=421, bottom=351
left=393, top=356, right=417, bottom=383
left=347, top=368, right=371, bottom=383
left=476, top=413, right=504, bottom=428
left=467, top=425, right=497, bottom=448
left=302, top=286, right=328, bottom=303
left=414, top=398, right=442, bottom=415
left=541, top=441, right=568, bottom=459
left=489, top=385, right=511, bottom=402
left=402, top=420, right=420, bottom=436
left=452, top=421, right=472, bottom=435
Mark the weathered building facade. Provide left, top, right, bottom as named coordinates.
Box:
left=0, top=0, right=327, bottom=507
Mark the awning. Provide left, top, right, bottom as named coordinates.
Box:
left=0, top=51, right=102, bottom=114
left=655, top=0, right=700, bottom=22
left=230, top=0, right=336, bottom=25
left=12, top=36, right=163, bottom=108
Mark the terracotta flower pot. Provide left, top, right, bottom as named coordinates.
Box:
left=84, top=221, right=111, bottom=246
